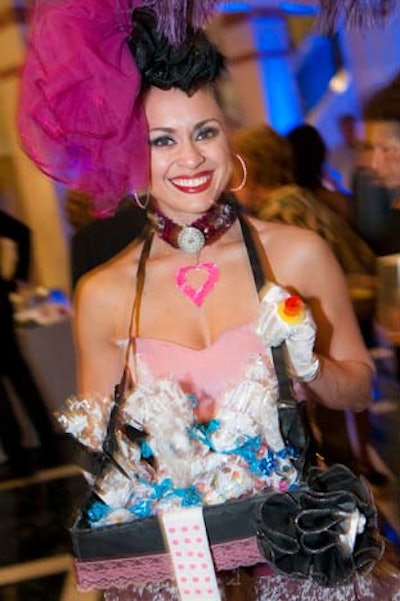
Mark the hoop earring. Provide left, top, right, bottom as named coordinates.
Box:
left=230, top=154, right=247, bottom=192
left=133, top=191, right=150, bottom=210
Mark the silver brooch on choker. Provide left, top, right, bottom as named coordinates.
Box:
left=149, top=200, right=238, bottom=254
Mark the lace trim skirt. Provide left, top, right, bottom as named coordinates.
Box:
left=102, top=569, right=400, bottom=601
left=75, top=537, right=265, bottom=591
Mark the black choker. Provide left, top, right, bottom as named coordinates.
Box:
left=148, top=201, right=238, bottom=254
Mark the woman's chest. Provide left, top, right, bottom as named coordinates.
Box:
left=135, top=249, right=261, bottom=347
left=131, top=323, right=273, bottom=421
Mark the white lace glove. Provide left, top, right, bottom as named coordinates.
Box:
left=256, top=283, right=320, bottom=382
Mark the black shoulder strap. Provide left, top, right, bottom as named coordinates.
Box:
left=237, top=209, right=311, bottom=466
left=237, top=210, right=294, bottom=403
left=237, top=211, right=266, bottom=293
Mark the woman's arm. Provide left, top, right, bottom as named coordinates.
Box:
left=262, top=225, right=374, bottom=412
left=73, top=271, right=126, bottom=397
left=298, top=356, right=372, bottom=412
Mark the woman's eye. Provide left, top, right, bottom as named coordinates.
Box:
left=196, top=126, right=219, bottom=141
left=150, top=135, right=175, bottom=147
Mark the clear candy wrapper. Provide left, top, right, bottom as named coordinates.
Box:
left=210, top=355, right=286, bottom=452
left=68, top=359, right=300, bottom=528
left=196, top=456, right=257, bottom=505
left=93, top=462, right=135, bottom=508
left=112, top=430, right=143, bottom=477
left=122, top=379, right=199, bottom=487
left=55, top=393, right=114, bottom=452
left=122, top=378, right=194, bottom=431
left=93, top=508, right=136, bottom=527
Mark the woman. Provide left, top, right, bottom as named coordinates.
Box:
left=78, top=97, right=373, bottom=406
left=77, top=92, right=377, bottom=601
left=73, top=15, right=372, bottom=414
left=19, top=4, right=398, bottom=601
left=75, top=12, right=385, bottom=601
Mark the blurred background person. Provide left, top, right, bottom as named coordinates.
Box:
left=361, top=74, right=400, bottom=256
left=0, top=209, right=58, bottom=479
left=286, top=123, right=379, bottom=343
left=232, top=123, right=375, bottom=280
left=360, top=73, right=400, bottom=517
left=287, top=123, right=352, bottom=224
left=68, top=194, right=147, bottom=290
left=360, top=73, right=400, bottom=390
left=351, top=163, right=394, bottom=257
left=328, top=113, right=359, bottom=194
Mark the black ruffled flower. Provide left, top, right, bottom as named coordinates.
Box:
left=257, top=464, right=384, bottom=587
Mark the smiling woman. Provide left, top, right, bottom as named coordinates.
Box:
left=145, top=87, right=233, bottom=219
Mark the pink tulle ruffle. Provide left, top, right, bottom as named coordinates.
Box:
left=18, top=0, right=149, bottom=217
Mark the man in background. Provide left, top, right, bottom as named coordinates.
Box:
left=361, top=77, right=400, bottom=256
left=0, top=209, right=57, bottom=478
left=69, top=195, right=147, bottom=290
left=328, top=113, right=359, bottom=194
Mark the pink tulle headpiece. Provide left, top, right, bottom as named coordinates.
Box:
left=18, top=0, right=393, bottom=216
left=18, top=0, right=219, bottom=217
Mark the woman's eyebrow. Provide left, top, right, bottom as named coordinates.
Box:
left=149, top=126, right=175, bottom=134
left=149, top=118, right=221, bottom=134
left=194, top=118, right=220, bottom=129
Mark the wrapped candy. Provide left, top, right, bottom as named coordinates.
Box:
left=122, top=378, right=199, bottom=487
left=94, top=508, right=136, bottom=527
left=93, top=462, right=135, bottom=507
left=196, top=457, right=258, bottom=505
left=55, top=393, right=114, bottom=452
left=122, top=378, right=194, bottom=430
left=66, top=360, right=301, bottom=528
left=206, top=355, right=299, bottom=492
left=210, top=355, right=284, bottom=452
left=112, top=430, right=156, bottom=483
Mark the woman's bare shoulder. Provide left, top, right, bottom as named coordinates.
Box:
left=74, top=242, right=141, bottom=308
left=249, top=215, right=326, bottom=253
left=246, top=215, right=340, bottom=292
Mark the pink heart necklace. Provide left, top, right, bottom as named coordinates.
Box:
left=176, top=262, right=220, bottom=307
left=148, top=199, right=237, bottom=307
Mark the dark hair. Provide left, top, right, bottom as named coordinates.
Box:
left=286, top=124, right=327, bottom=191
left=128, top=7, right=226, bottom=95
left=338, top=113, right=355, bottom=125
left=232, top=124, right=295, bottom=189
left=363, top=74, right=400, bottom=125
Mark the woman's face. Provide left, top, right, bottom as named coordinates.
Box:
left=144, top=86, right=232, bottom=222
left=362, top=120, right=400, bottom=189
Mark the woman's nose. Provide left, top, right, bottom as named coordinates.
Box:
left=177, top=140, right=204, bottom=168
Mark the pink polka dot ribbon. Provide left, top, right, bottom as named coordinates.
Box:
left=160, top=507, right=221, bottom=601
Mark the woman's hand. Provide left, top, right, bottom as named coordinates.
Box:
left=256, top=283, right=320, bottom=383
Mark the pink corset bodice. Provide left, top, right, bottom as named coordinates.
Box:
left=121, top=322, right=274, bottom=421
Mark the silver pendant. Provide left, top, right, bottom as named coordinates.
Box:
left=177, top=226, right=205, bottom=254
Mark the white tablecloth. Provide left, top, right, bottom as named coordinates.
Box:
left=0, top=318, right=76, bottom=461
